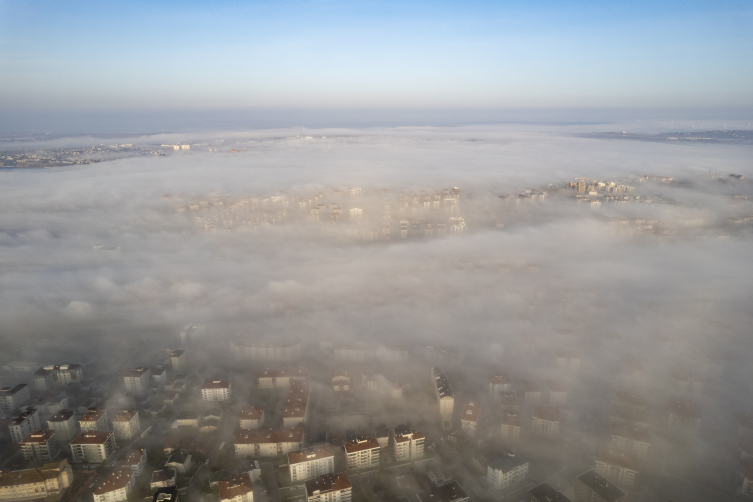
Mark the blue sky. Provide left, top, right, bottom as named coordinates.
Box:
left=1, top=0, right=752, bottom=113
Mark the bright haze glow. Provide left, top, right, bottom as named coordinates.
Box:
left=1, top=0, right=752, bottom=117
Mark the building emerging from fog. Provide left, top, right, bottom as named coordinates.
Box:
left=305, top=472, right=352, bottom=502
left=344, top=436, right=380, bottom=470
left=0, top=460, right=72, bottom=501
left=201, top=378, right=233, bottom=402
left=231, top=340, right=301, bottom=361
left=288, top=444, right=335, bottom=483
left=34, top=364, right=83, bottom=391
left=47, top=409, right=79, bottom=444
left=0, top=384, right=31, bottom=416
left=234, top=427, right=305, bottom=458
left=394, top=425, right=425, bottom=462
left=460, top=401, right=480, bottom=436
left=69, top=431, right=116, bottom=464
left=432, top=368, right=454, bottom=430
left=487, top=452, right=528, bottom=491
left=574, top=470, right=626, bottom=502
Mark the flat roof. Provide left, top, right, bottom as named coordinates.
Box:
left=201, top=378, right=231, bottom=390
left=488, top=453, right=527, bottom=473
left=488, top=373, right=510, bottom=385
left=239, top=406, right=264, bottom=420
left=576, top=470, right=626, bottom=502
left=112, top=410, right=138, bottom=422
left=532, top=405, right=560, bottom=422
left=70, top=431, right=113, bottom=445
left=49, top=409, right=75, bottom=422
left=288, top=444, right=334, bottom=465
left=93, top=469, right=133, bottom=495
left=219, top=474, right=253, bottom=500
left=344, top=436, right=380, bottom=453
left=305, top=472, right=351, bottom=497
left=235, top=427, right=304, bottom=445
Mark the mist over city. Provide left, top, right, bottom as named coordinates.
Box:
left=2, top=1, right=753, bottom=502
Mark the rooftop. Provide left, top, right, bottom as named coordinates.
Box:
left=112, top=410, right=139, bottom=422
left=529, top=482, right=572, bottom=502
left=70, top=431, right=113, bottom=445
left=305, top=472, right=351, bottom=497
left=576, top=470, right=626, bottom=502
left=532, top=405, right=560, bottom=423
left=344, top=436, right=380, bottom=453
left=48, top=409, right=75, bottom=422
left=288, top=444, right=334, bottom=465
left=234, top=427, right=304, bottom=445
left=239, top=406, right=264, bottom=421
left=20, top=430, right=56, bottom=443
left=488, top=453, right=527, bottom=473
left=417, top=480, right=469, bottom=502
left=461, top=401, right=480, bottom=423
left=219, top=473, right=253, bottom=500
left=93, top=469, right=133, bottom=495
left=488, top=373, right=510, bottom=385
left=202, top=378, right=231, bottom=390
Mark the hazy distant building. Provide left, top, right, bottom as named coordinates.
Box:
left=520, top=380, right=542, bottom=405
left=176, top=410, right=200, bottom=428
left=531, top=406, right=560, bottom=439
left=333, top=371, right=350, bottom=393
left=574, top=470, right=626, bottom=502
left=487, top=453, right=528, bottom=490
left=239, top=406, right=265, bottom=430
left=334, top=345, right=372, bottom=362
left=34, top=364, right=84, bottom=391
left=488, top=373, right=511, bottom=395
left=112, top=410, right=140, bottom=441
left=344, top=436, right=380, bottom=470
left=282, top=380, right=310, bottom=427
left=150, top=468, right=177, bottom=491
left=231, top=340, right=302, bottom=361
left=393, top=425, right=425, bottom=461
left=667, top=399, right=701, bottom=436
left=166, top=451, right=192, bottom=474
left=120, top=447, right=147, bottom=475
left=257, top=367, right=309, bottom=389
left=201, top=378, right=232, bottom=402
left=0, top=384, right=31, bottom=416
left=69, top=431, right=116, bottom=463
left=288, top=444, right=335, bottom=483
left=305, top=472, right=352, bottom=502
left=10, top=407, right=41, bottom=444
left=375, top=425, right=390, bottom=450
left=546, top=380, right=567, bottom=406
left=48, top=409, right=79, bottom=443
left=610, top=423, right=650, bottom=459
left=460, top=401, right=480, bottom=435
left=124, top=367, right=151, bottom=394
left=79, top=408, right=108, bottom=432
left=170, top=350, right=187, bottom=373
left=556, top=351, right=581, bottom=372
left=594, top=448, right=639, bottom=488
left=500, top=391, right=519, bottom=413
left=500, top=411, right=521, bottom=444
left=432, top=367, right=454, bottom=430
left=234, top=427, right=305, bottom=458
left=20, top=430, right=60, bottom=463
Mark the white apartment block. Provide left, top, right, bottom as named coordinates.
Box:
left=48, top=409, right=79, bottom=443
left=0, top=460, right=72, bottom=502
left=432, top=368, right=454, bottom=430
left=124, top=367, right=151, bottom=394
left=393, top=425, right=425, bottom=462
left=500, top=411, right=521, bottom=444
left=234, top=427, right=305, bottom=458
left=120, top=447, right=147, bottom=475
left=202, top=378, right=232, bottom=402
left=231, top=340, right=302, bottom=361
left=69, top=431, right=116, bottom=464
left=305, top=472, right=352, bottom=502
left=92, top=468, right=134, bottom=502
left=344, top=436, right=380, bottom=471
left=0, top=384, right=31, bottom=416
left=20, top=430, right=60, bottom=463
left=531, top=406, right=560, bottom=439
left=460, top=401, right=480, bottom=436
left=34, top=364, right=84, bottom=391
left=594, top=449, right=639, bottom=488
left=519, top=380, right=542, bottom=405
left=112, top=410, right=140, bottom=441
left=170, top=350, right=187, bottom=373
left=219, top=473, right=254, bottom=502
left=10, top=408, right=41, bottom=444
left=283, top=381, right=310, bottom=427
left=239, top=406, right=265, bottom=429
left=288, top=444, right=335, bottom=483
left=487, top=453, right=529, bottom=490
left=545, top=380, right=567, bottom=407
left=79, top=408, right=108, bottom=432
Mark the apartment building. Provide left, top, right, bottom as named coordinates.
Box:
left=0, top=384, right=31, bottom=416
left=529, top=482, right=572, bottom=502
left=176, top=411, right=200, bottom=428
left=574, top=470, right=626, bottom=502
left=201, top=378, right=233, bottom=402
left=488, top=373, right=511, bottom=395
left=460, top=401, right=481, bottom=435
left=9, top=407, right=41, bottom=444
left=170, top=350, right=187, bottom=373
left=500, top=411, right=521, bottom=444
left=257, top=367, right=310, bottom=389
left=239, top=406, right=265, bottom=429
left=80, top=408, right=108, bottom=432
left=500, top=391, right=519, bottom=413
left=0, top=459, right=72, bottom=501
left=120, top=447, right=147, bottom=475
left=487, top=453, right=529, bottom=490
left=34, top=364, right=84, bottom=391
left=394, top=425, right=425, bottom=461
left=376, top=346, right=409, bottom=362
left=333, top=372, right=350, bottom=393
left=416, top=480, right=469, bottom=502
left=545, top=380, right=567, bottom=406
left=609, top=423, right=650, bottom=459
left=219, top=473, right=254, bottom=502
left=556, top=351, right=581, bottom=372
left=667, top=399, right=701, bottom=436
left=166, top=452, right=192, bottom=473
left=234, top=427, right=305, bottom=458
left=124, top=367, right=151, bottom=394
left=20, top=430, right=60, bottom=463
left=150, top=468, right=177, bottom=491
left=92, top=469, right=135, bottom=502
left=48, top=409, right=79, bottom=443
left=531, top=406, right=560, bottom=439
left=519, top=380, right=542, bottom=405
left=69, top=431, right=116, bottom=463
left=594, top=448, right=639, bottom=488
left=231, top=340, right=302, bottom=361
left=112, top=410, right=140, bottom=441
left=288, top=444, right=335, bottom=483
left=283, top=380, right=310, bottom=427
left=344, top=436, right=380, bottom=471
left=432, top=368, right=454, bottom=430
left=334, top=344, right=372, bottom=362
left=305, top=472, right=352, bottom=502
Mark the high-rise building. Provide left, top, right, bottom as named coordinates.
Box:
left=305, top=472, right=352, bottom=502
left=10, top=407, right=41, bottom=444
left=93, top=469, right=135, bottom=502
left=460, top=401, right=480, bottom=436
left=123, top=367, right=151, bottom=394
left=393, top=425, right=425, bottom=462
left=69, top=431, right=116, bottom=464
left=112, top=410, right=140, bottom=441
left=170, top=350, right=187, bottom=373
left=432, top=368, right=454, bottom=430
left=487, top=453, right=528, bottom=490
left=201, top=379, right=232, bottom=402
left=48, top=409, right=79, bottom=444
left=344, top=436, right=380, bottom=471
left=531, top=406, right=560, bottom=439
left=0, top=384, right=31, bottom=417
left=33, top=365, right=84, bottom=392
left=20, top=430, right=60, bottom=463
left=79, top=408, right=108, bottom=432
left=288, top=444, right=335, bottom=483
left=574, top=470, right=626, bottom=502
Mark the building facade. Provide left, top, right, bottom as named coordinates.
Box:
left=201, top=379, right=233, bottom=402
left=47, top=409, right=79, bottom=443
left=69, top=431, right=116, bottom=464
left=10, top=408, right=41, bottom=444
left=344, top=436, right=380, bottom=471
left=112, top=410, right=140, bottom=441
left=288, top=445, right=335, bottom=483
left=305, top=472, right=352, bottom=502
